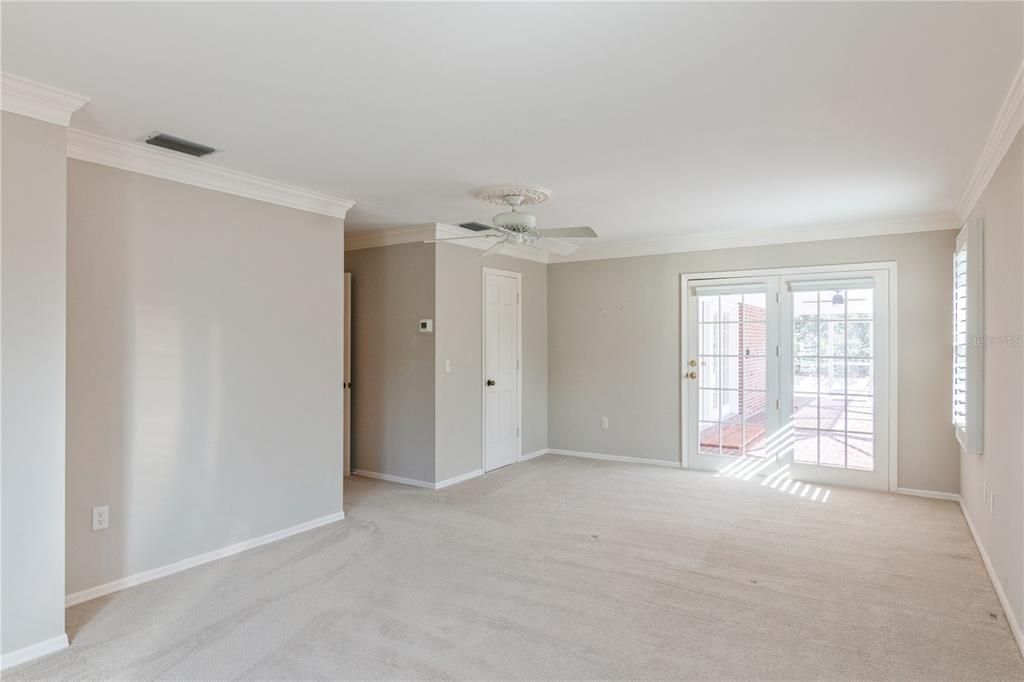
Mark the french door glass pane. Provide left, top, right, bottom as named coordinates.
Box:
left=790, top=286, right=875, bottom=471
left=700, top=389, right=720, bottom=421
left=820, top=359, right=846, bottom=394
left=820, top=431, right=846, bottom=467
left=699, top=422, right=720, bottom=455
left=819, top=395, right=846, bottom=431
left=720, top=294, right=741, bottom=322
left=793, top=428, right=817, bottom=463
left=697, top=290, right=769, bottom=458
left=847, top=432, right=873, bottom=470
left=847, top=396, right=873, bottom=433
left=793, top=394, right=817, bottom=430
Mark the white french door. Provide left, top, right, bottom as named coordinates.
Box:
left=685, top=277, right=780, bottom=472
left=683, top=267, right=893, bottom=491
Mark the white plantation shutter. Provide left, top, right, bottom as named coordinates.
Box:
left=953, top=221, right=983, bottom=456
left=952, top=244, right=968, bottom=430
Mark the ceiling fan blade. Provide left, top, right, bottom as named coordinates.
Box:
left=537, top=226, right=598, bottom=239
left=532, top=237, right=579, bottom=256
left=481, top=237, right=506, bottom=257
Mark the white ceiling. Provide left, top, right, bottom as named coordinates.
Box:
left=3, top=2, right=1021, bottom=243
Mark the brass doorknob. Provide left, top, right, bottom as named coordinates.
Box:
left=687, top=371, right=698, bottom=380
left=486, top=379, right=496, bottom=386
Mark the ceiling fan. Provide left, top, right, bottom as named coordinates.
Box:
left=428, top=185, right=598, bottom=256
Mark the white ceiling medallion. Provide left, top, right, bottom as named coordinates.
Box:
left=67, top=129, right=355, bottom=219
left=0, top=72, right=89, bottom=127
left=475, top=185, right=552, bottom=206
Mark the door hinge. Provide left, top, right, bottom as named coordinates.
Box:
left=775, top=398, right=780, bottom=410
left=775, top=345, right=780, bottom=357
left=516, top=426, right=520, bottom=438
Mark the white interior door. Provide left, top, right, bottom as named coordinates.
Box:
left=343, top=272, right=351, bottom=477
left=685, top=277, right=780, bottom=471
left=483, top=268, right=521, bottom=472
left=778, top=271, right=890, bottom=491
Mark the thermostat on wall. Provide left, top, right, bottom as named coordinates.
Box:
left=419, top=319, right=433, bottom=333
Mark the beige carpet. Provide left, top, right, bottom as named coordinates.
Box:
left=9, top=454, right=1023, bottom=680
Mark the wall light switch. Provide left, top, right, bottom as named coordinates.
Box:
left=418, top=319, right=433, bottom=333
left=92, top=505, right=109, bottom=531
left=601, top=416, right=609, bottom=430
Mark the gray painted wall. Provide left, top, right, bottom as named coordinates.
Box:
left=347, top=242, right=437, bottom=483
left=435, top=244, right=548, bottom=482
left=66, top=160, right=344, bottom=595
left=1, top=112, right=69, bottom=656
left=962, top=128, right=1023, bottom=631
left=548, top=229, right=959, bottom=493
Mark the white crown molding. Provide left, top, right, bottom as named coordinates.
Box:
left=1, top=73, right=89, bottom=127
left=346, top=214, right=954, bottom=265
left=955, top=59, right=1024, bottom=221
left=345, top=223, right=438, bottom=251
left=546, top=213, right=959, bottom=264
left=67, top=129, right=355, bottom=219
left=345, top=223, right=550, bottom=263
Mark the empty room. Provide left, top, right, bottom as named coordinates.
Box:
left=2, top=2, right=1023, bottom=679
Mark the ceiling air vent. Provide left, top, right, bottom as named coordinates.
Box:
left=145, top=133, right=217, bottom=158
left=459, top=222, right=495, bottom=232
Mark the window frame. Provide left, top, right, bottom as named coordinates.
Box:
left=953, top=220, right=984, bottom=456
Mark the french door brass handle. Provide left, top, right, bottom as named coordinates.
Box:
left=687, top=371, right=698, bottom=380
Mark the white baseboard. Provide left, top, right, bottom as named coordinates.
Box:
left=959, top=499, right=1024, bottom=659
left=355, top=467, right=483, bottom=490
left=0, top=633, right=69, bottom=671
left=546, top=448, right=682, bottom=468
left=352, top=469, right=434, bottom=489
left=896, top=487, right=961, bottom=501
left=435, top=469, right=483, bottom=489
left=65, top=511, right=345, bottom=608
left=519, top=448, right=548, bottom=462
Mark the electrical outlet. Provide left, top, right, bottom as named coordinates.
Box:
left=601, top=416, right=609, bottom=430
left=92, top=505, right=109, bottom=531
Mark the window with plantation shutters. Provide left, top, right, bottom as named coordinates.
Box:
left=953, top=245, right=967, bottom=430
left=953, top=221, right=983, bottom=456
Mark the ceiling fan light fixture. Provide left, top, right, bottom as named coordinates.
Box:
left=437, top=183, right=598, bottom=258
